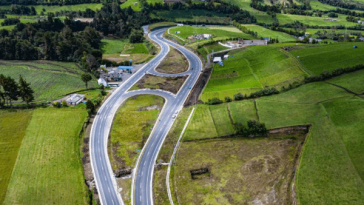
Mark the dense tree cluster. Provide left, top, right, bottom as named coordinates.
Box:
left=145, top=0, right=256, bottom=24
left=304, top=64, right=364, bottom=83
left=1, top=18, right=20, bottom=26
left=0, top=0, right=102, bottom=6
left=0, top=74, right=34, bottom=107
left=346, top=15, right=360, bottom=22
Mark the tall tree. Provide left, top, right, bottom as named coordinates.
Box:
left=0, top=74, right=5, bottom=107
left=81, top=73, right=92, bottom=89
left=18, top=75, right=34, bottom=106
left=2, top=76, right=19, bottom=107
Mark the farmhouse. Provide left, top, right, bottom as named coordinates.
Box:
left=66, top=94, right=85, bottom=105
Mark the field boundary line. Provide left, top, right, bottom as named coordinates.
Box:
left=166, top=107, right=195, bottom=205
left=281, top=49, right=313, bottom=76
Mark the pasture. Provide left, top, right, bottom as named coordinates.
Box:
left=153, top=9, right=229, bottom=24
left=0, top=110, right=33, bottom=205
left=290, top=42, right=364, bottom=75
left=201, top=45, right=308, bottom=102
left=168, top=26, right=251, bottom=42
left=121, top=0, right=163, bottom=11
left=242, top=24, right=298, bottom=42
left=276, top=13, right=359, bottom=26
left=4, top=108, right=89, bottom=205
left=0, top=60, right=97, bottom=102
left=101, top=39, right=128, bottom=55
left=177, top=69, right=364, bottom=204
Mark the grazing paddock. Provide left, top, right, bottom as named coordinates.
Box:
left=0, top=110, right=33, bottom=205
left=201, top=45, right=307, bottom=102
left=4, top=109, right=89, bottom=205
left=290, top=42, right=364, bottom=75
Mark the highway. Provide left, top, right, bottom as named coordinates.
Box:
left=89, top=28, right=202, bottom=205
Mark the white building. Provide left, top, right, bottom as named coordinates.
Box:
left=98, top=78, right=107, bottom=87
left=177, top=23, right=184, bottom=26
left=224, top=55, right=229, bottom=59
left=203, top=34, right=212, bottom=39
left=213, top=57, right=222, bottom=63
left=66, top=94, right=85, bottom=105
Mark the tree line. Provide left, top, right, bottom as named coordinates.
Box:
left=0, top=74, right=34, bottom=108
left=317, top=0, right=364, bottom=11
left=0, top=0, right=103, bottom=6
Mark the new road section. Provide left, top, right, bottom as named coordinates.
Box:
left=89, top=28, right=202, bottom=205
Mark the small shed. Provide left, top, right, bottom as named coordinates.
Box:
left=66, top=94, right=85, bottom=105
left=98, top=78, right=107, bottom=87
left=203, top=34, right=212, bottom=39
left=177, top=23, right=184, bottom=26
left=213, top=57, right=222, bottom=63
left=224, top=55, right=229, bottom=59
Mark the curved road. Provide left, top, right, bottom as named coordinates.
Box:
left=89, top=28, right=202, bottom=205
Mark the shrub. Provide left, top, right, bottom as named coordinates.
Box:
left=86, top=100, right=95, bottom=114
left=225, top=96, right=232, bottom=102
left=207, top=98, right=223, bottom=105
left=236, top=120, right=267, bottom=137
left=61, top=100, right=67, bottom=107
left=234, top=93, right=244, bottom=101
left=52, top=101, right=61, bottom=108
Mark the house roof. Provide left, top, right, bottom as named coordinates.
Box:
left=213, top=57, right=222, bottom=62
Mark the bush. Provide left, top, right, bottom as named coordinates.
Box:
left=61, top=100, right=67, bottom=107
left=225, top=96, right=232, bottom=102
left=234, top=93, right=244, bottom=101
left=86, top=100, right=95, bottom=114
left=206, top=98, right=223, bottom=105
left=52, top=101, right=61, bottom=108
left=236, top=120, right=267, bottom=137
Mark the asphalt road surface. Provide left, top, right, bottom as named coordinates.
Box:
left=89, top=28, right=202, bottom=205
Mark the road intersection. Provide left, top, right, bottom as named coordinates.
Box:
left=89, top=28, right=203, bottom=205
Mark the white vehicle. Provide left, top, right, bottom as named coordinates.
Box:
left=172, top=114, right=177, bottom=119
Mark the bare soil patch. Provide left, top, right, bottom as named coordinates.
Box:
left=172, top=132, right=307, bottom=205
left=184, top=68, right=212, bottom=107
left=132, top=74, right=187, bottom=94
left=156, top=47, right=188, bottom=74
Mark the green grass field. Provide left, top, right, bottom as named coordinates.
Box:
left=121, top=0, right=163, bottom=11
left=0, top=60, right=97, bottom=102
left=101, top=39, right=128, bottom=55
left=4, top=108, right=89, bottom=205
left=242, top=24, right=298, bottom=42
left=123, top=43, right=149, bottom=54
left=201, top=45, right=308, bottom=102
left=290, top=42, right=364, bottom=75
left=168, top=26, right=251, bottom=42
left=149, top=22, right=177, bottom=31
left=109, top=95, right=164, bottom=169
left=276, top=13, right=359, bottom=26
left=154, top=9, right=229, bottom=24
left=0, top=110, right=33, bottom=205
left=180, top=70, right=364, bottom=204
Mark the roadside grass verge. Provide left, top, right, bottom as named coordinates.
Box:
left=290, top=42, right=364, bottom=75
left=0, top=110, right=33, bottom=205
left=109, top=95, right=164, bottom=170
left=0, top=60, right=97, bottom=101
left=4, top=108, right=89, bottom=205
left=201, top=45, right=307, bottom=102
left=156, top=46, right=188, bottom=74
left=184, top=105, right=218, bottom=140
